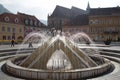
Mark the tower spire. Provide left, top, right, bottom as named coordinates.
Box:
left=87, top=2, right=90, bottom=10
left=86, top=1, right=90, bottom=13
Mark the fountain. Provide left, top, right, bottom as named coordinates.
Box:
left=5, top=31, right=113, bottom=80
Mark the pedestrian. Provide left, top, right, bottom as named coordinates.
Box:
left=11, top=39, right=15, bottom=47
left=86, top=40, right=90, bottom=46
left=28, top=41, right=33, bottom=48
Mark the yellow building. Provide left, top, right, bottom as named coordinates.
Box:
left=89, top=7, right=120, bottom=41
left=0, top=12, right=46, bottom=44
left=0, top=13, right=24, bottom=44
left=48, top=4, right=120, bottom=41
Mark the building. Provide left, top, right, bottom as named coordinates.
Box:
left=48, top=5, right=89, bottom=34
left=0, top=12, right=46, bottom=44
left=17, top=12, right=46, bottom=37
left=0, top=13, right=24, bottom=44
left=48, top=3, right=120, bottom=41
left=89, top=7, right=120, bottom=41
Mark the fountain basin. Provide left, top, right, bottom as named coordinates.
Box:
left=5, top=55, right=113, bottom=80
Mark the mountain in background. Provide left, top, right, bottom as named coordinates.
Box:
left=0, top=4, right=11, bottom=14
left=40, top=19, right=47, bottom=26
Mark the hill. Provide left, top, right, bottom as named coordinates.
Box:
left=0, top=4, right=11, bottom=14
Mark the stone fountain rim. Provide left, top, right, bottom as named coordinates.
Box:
left=5, top=55, right=112, bottom=72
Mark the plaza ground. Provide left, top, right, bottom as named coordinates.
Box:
left=0, top=42, right=120, bottom=51
left=0, top=42, right=120, bottom=80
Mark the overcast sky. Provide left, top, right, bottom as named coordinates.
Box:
left=0, top=0, right=120, bottom=20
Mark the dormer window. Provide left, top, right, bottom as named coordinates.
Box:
left=34, top=21, right=37, bottom=26
left=4, top=16, right=9, bottom=22
left=38, top=22, right=41, bottom=26
left=30, top=20, right=33, bottom=25
left=25, top=19, right=28, bottom=25
left=15, top=18, right=19, bottom=23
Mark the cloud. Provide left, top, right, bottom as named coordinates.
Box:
left=0, top=0, right=120, bottom=20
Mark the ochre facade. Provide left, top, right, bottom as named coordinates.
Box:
left=89, top=15, right=120, bottom=41
left=0, top=22, right=24, bottom=43
left=0, top=12, right=46, bottom=44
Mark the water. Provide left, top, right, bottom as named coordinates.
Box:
left=69, top=32, right=100, bottom=55
left=17, top=31, right=102, bottom=68
left=16, top=31, right=50, bottom=55
left=9, top=30, right=107, bottom=80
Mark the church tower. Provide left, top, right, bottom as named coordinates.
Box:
left=86, top=2, right=90, bottom=13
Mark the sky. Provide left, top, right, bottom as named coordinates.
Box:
left=0, top=0, right=120, bottom=20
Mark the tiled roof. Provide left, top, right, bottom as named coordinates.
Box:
left=51, top=5, right=71, bottom=18
left=0, top=13, right=22, bottom=24
left=71, top=6, right=87, bottom=16
left=17, top=12, right=46, bottom=27
left=70, top=14, right=89, bottom=26
left=17, top=12, right=39, bottom=21
left=50, top=5, right=87, bottom=18
left=89, top=7, right=120, bottom=15
left=0, top=12, right=46, bottom=27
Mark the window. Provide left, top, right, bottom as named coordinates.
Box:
left=7, top=27, right=10, bottom=32
left=101, top=19, right=104, bottom=24
left=114, top=19, right=119, bottom=24
left=109, top=19, right=112, bottom=24
left=15, top=18, right=19, bottom=23
left=106, top=19, right=109, bottom=24
left=12, top=33, right=15, bottom=39
left=83, top=28, right=86, bottom=32
left=2, top=26, right=5, bottom=32
left=19, top=28, right=22, bottom=33
left=38, top=22, right=41, bottom=26
left=104, top=27, right=107, bottom=32
left=99, top=19, right=102, bottom=24
left=25, top=19, right=28, bottom=25
left=100, top=27, right=103, bottom=32
left=95, top=19, right=98, bottom=24
left=90, top=27, right=92, bottom=33
left=4, top=16, right=9, bottom=22
left=34, top=21, right=37, bottom=26
left=89, top=20, right=93, bottom=24
left=30, top=20, right=33, bottom=25
left=95, top=27, right=98, bottom=32
left=8, top=36, right=11, bottom=40
left=12, top=28, right=15, bottom=33
left=3, top=36, right=6, bottom=40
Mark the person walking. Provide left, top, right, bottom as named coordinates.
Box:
left=28, top=41, right=33, bottom=48
left=11, top=39, right=15, bottom=47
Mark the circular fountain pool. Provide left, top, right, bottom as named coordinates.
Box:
left=5, top=31, right=114, bottom=80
